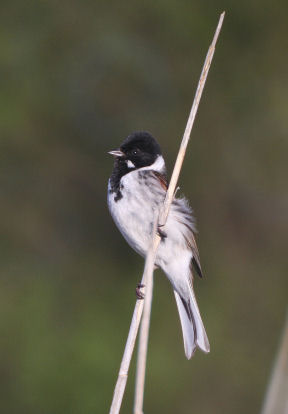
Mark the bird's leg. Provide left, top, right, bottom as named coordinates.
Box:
left=136, top=283, right=145, bottom=300
left=157, top=224, right=167, bottom=240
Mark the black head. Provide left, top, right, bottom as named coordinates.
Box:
left=108, top=132, right=164, bottom=198
left=109, top=131, right=162, bottom=169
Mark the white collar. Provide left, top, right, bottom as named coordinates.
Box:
left=138, top=155, right=165, bottom=173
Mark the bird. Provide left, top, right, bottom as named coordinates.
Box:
left=107, top=131, right=210, bottom=359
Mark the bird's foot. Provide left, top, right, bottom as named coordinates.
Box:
left=136, top=283, right=145, bottom=300
left=157, top=225, right=167, bottom=240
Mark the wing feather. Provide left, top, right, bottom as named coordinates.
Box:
left=172, top=197, right=203, bottom=279
left=143, top=170, right=203, bottom=278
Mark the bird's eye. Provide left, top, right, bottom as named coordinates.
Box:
left=132, top=149, right=139, bottom=155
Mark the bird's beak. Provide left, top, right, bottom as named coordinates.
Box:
left=108, top=149, right=125, bottom=158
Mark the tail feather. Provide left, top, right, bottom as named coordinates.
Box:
left=174, top=284, right=210, bottom=359
left=174, top=291, right=197, bottom=358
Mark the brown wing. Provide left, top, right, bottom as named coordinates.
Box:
left=152, top=171, right=203, bottom=278
left=180, top=222, right=203, bottom=278
left=173, top=197, right=203, bottom=279
left=189, top=233, right=203, bottom=278
left=152, top=171, right=168, bottom=191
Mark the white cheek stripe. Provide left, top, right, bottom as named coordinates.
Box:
left=126, top=160, right=135, bottom=168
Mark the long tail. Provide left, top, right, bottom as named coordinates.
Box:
left=174, top=282, right=210, bottom=359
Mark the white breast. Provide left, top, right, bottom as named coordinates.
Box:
left=108, top=156, right=197, bottom=295
left=108, top=171, right=157, bottom=257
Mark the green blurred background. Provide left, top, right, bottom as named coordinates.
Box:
left=1, top=1, right=287, bottom=413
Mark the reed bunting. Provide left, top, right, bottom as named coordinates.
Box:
left=108, top=131, right=209, bottom=358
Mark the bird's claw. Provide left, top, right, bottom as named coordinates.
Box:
left=136, top=283, right=145, bottom=300
left=157, top=225, right=167, bottom=240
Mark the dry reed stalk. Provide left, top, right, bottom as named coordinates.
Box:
left=133, top=216, right=160, bottom=414
left=133, top=11, right=225, bottom=414
left=109, top=11, right=225, bottom=414
left=261, top=312, right=288, bottom=414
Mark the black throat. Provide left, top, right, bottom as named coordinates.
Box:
left=109, top=158, right=132, bottom=202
